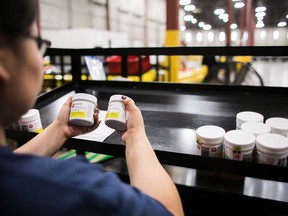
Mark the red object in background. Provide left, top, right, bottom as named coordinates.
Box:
left=106, top=56, right=151, bottom=75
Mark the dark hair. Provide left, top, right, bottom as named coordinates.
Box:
left=0, top=0, right=36, bottom=41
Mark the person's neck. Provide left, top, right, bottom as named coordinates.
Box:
left=0, top=127, right=7, bottom=146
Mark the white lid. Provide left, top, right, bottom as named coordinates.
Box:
left=240, top=122, right=271, bottom=136
left=196, top=125, right=225, bottom=144
left=20, top=109, right=40, bottom=122
left=109, top=94, right=125, bottom=103
left=72, top=93, right=97, bottom=104
left=236, top=111, right=264, bottom=125
left=265, top=117, right=288, bottom=135
left=224, top=130, right=256, bottom=150
left=256, top=133, right=288, bottom=154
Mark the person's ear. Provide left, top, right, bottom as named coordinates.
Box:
left=0, top=50, right=10, bottom=81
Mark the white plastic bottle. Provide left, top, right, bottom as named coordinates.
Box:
left=255, top=133, right=288, bottom=167
left=223, top=130, right=256, bottom=161
left=265, top=117, right=288, bottom=137
left=196, top=125, right=225, bottom=158
left=236, top=111, right=264, bottom=130
left=69, top=93, right=97, bottom=127
left=18, top=109, right=43, bottom=133
left=240, top=121, right=271, bottom=137
left=105, top=94, right=127, bottom=131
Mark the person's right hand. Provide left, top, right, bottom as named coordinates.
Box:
left=55, top=97, right=101, bottom=139
left=120, top=96, right=146, bottom=144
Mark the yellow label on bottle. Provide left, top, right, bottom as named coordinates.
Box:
left=106, top=112, right=120, bottom=119
left=70, top=111, right=86, bottom=118
left=34, top=127, right=43, bottom=133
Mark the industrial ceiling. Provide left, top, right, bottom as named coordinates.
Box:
left=181, top=0, right=288, bottom=30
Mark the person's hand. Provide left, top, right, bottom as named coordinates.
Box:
left=55, top=96, right=101, bottom=139
left=120, top=96, right=146, bottom=144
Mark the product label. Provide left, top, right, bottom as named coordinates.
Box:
left=20, top=121, right=43, bottom=133
left=70, top=102, right=94, bottom=119
left=106, top=112, right=120, bottom=119
left=196, top=138, right=223, bottom=158
left=70, top=111, right=86, bottom=118
left=34, top=127, right=43, bottom=133
left=256, top=151, right=287, bottom=167
left=196, top=138, right=201, bottom=155
left=232, top=146, right=242, bottom=160
left=106, top=102, right=126, bottom=122
left=224, top=146, right=253, bottom=162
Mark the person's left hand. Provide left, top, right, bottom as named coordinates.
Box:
left=55, top=96, right=101, bottom=139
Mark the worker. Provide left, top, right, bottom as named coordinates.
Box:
left=0, top=0, right=184, bottom=215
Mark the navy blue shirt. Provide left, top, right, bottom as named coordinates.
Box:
left=0, top=147, right=173, bottom=216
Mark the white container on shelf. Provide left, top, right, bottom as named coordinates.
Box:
left=265, top=117, right=288, bottom=137
left=69, top=93, right=97, bottom=127
left=18, top=109, right=43, bottom=133
left=236, top=111, right=264, bottom=130
left=224, top=130, right=256, bottom=161
left=196, top=125, right=225, bottom=158
left=255, top=133, right=288, bottom=167
left=105, top=94, right=127, bottom=131
left=240, top=121, right=271, bottom=137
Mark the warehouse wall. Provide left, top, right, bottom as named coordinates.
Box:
left=40, top=0, right=166, bottom=47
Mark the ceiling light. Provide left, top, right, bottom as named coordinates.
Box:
left=223, top=18, right=229, bottom=23
left=230, top=23, right=238, bottom=29
left=181, top=25, right=186, bottom=31
left=257, top=16, right=264, bottom=21
left=255, top=6, right=266, bottom=12
left=184, top=15, right=193, bottom=21
left=214, top=8, right=225, bottom=15
left=203, top=24, right=212, bottom=30
left=219, top=13, right=229, bottom=20
left=255, top=12, right=266, bottom=17
left=179, top=0, right=191, bottom=6
left=198, top=22, right=205, bottom=28
left=184, top=5, right=195, bottom=11
left=256, top=21, right=265, bottom=28
left=191, top=18, right=197, bottom=24
left=234, top=2, right=245, bottom=8
left=277, top=22, right=287, bottom=27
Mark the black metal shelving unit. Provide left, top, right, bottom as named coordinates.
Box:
left=5, top=46, right=288, bottom=214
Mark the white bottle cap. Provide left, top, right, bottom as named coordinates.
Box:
left=236, top=111, right=264, bottom=126
left=240, top=122, right=271, bottom=136
left=72, top=93, right=97, bottom=104
left=256, top=133, right=288, bottom=155
left=196, top=125, right=225, bottom=144
left=265, top=117, right=288, bottom=137
left=109, top=94, right=124, bottom=103
left=20, top=109, right=40, bottom=122
left=224, top=130, right=256, bottom=151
